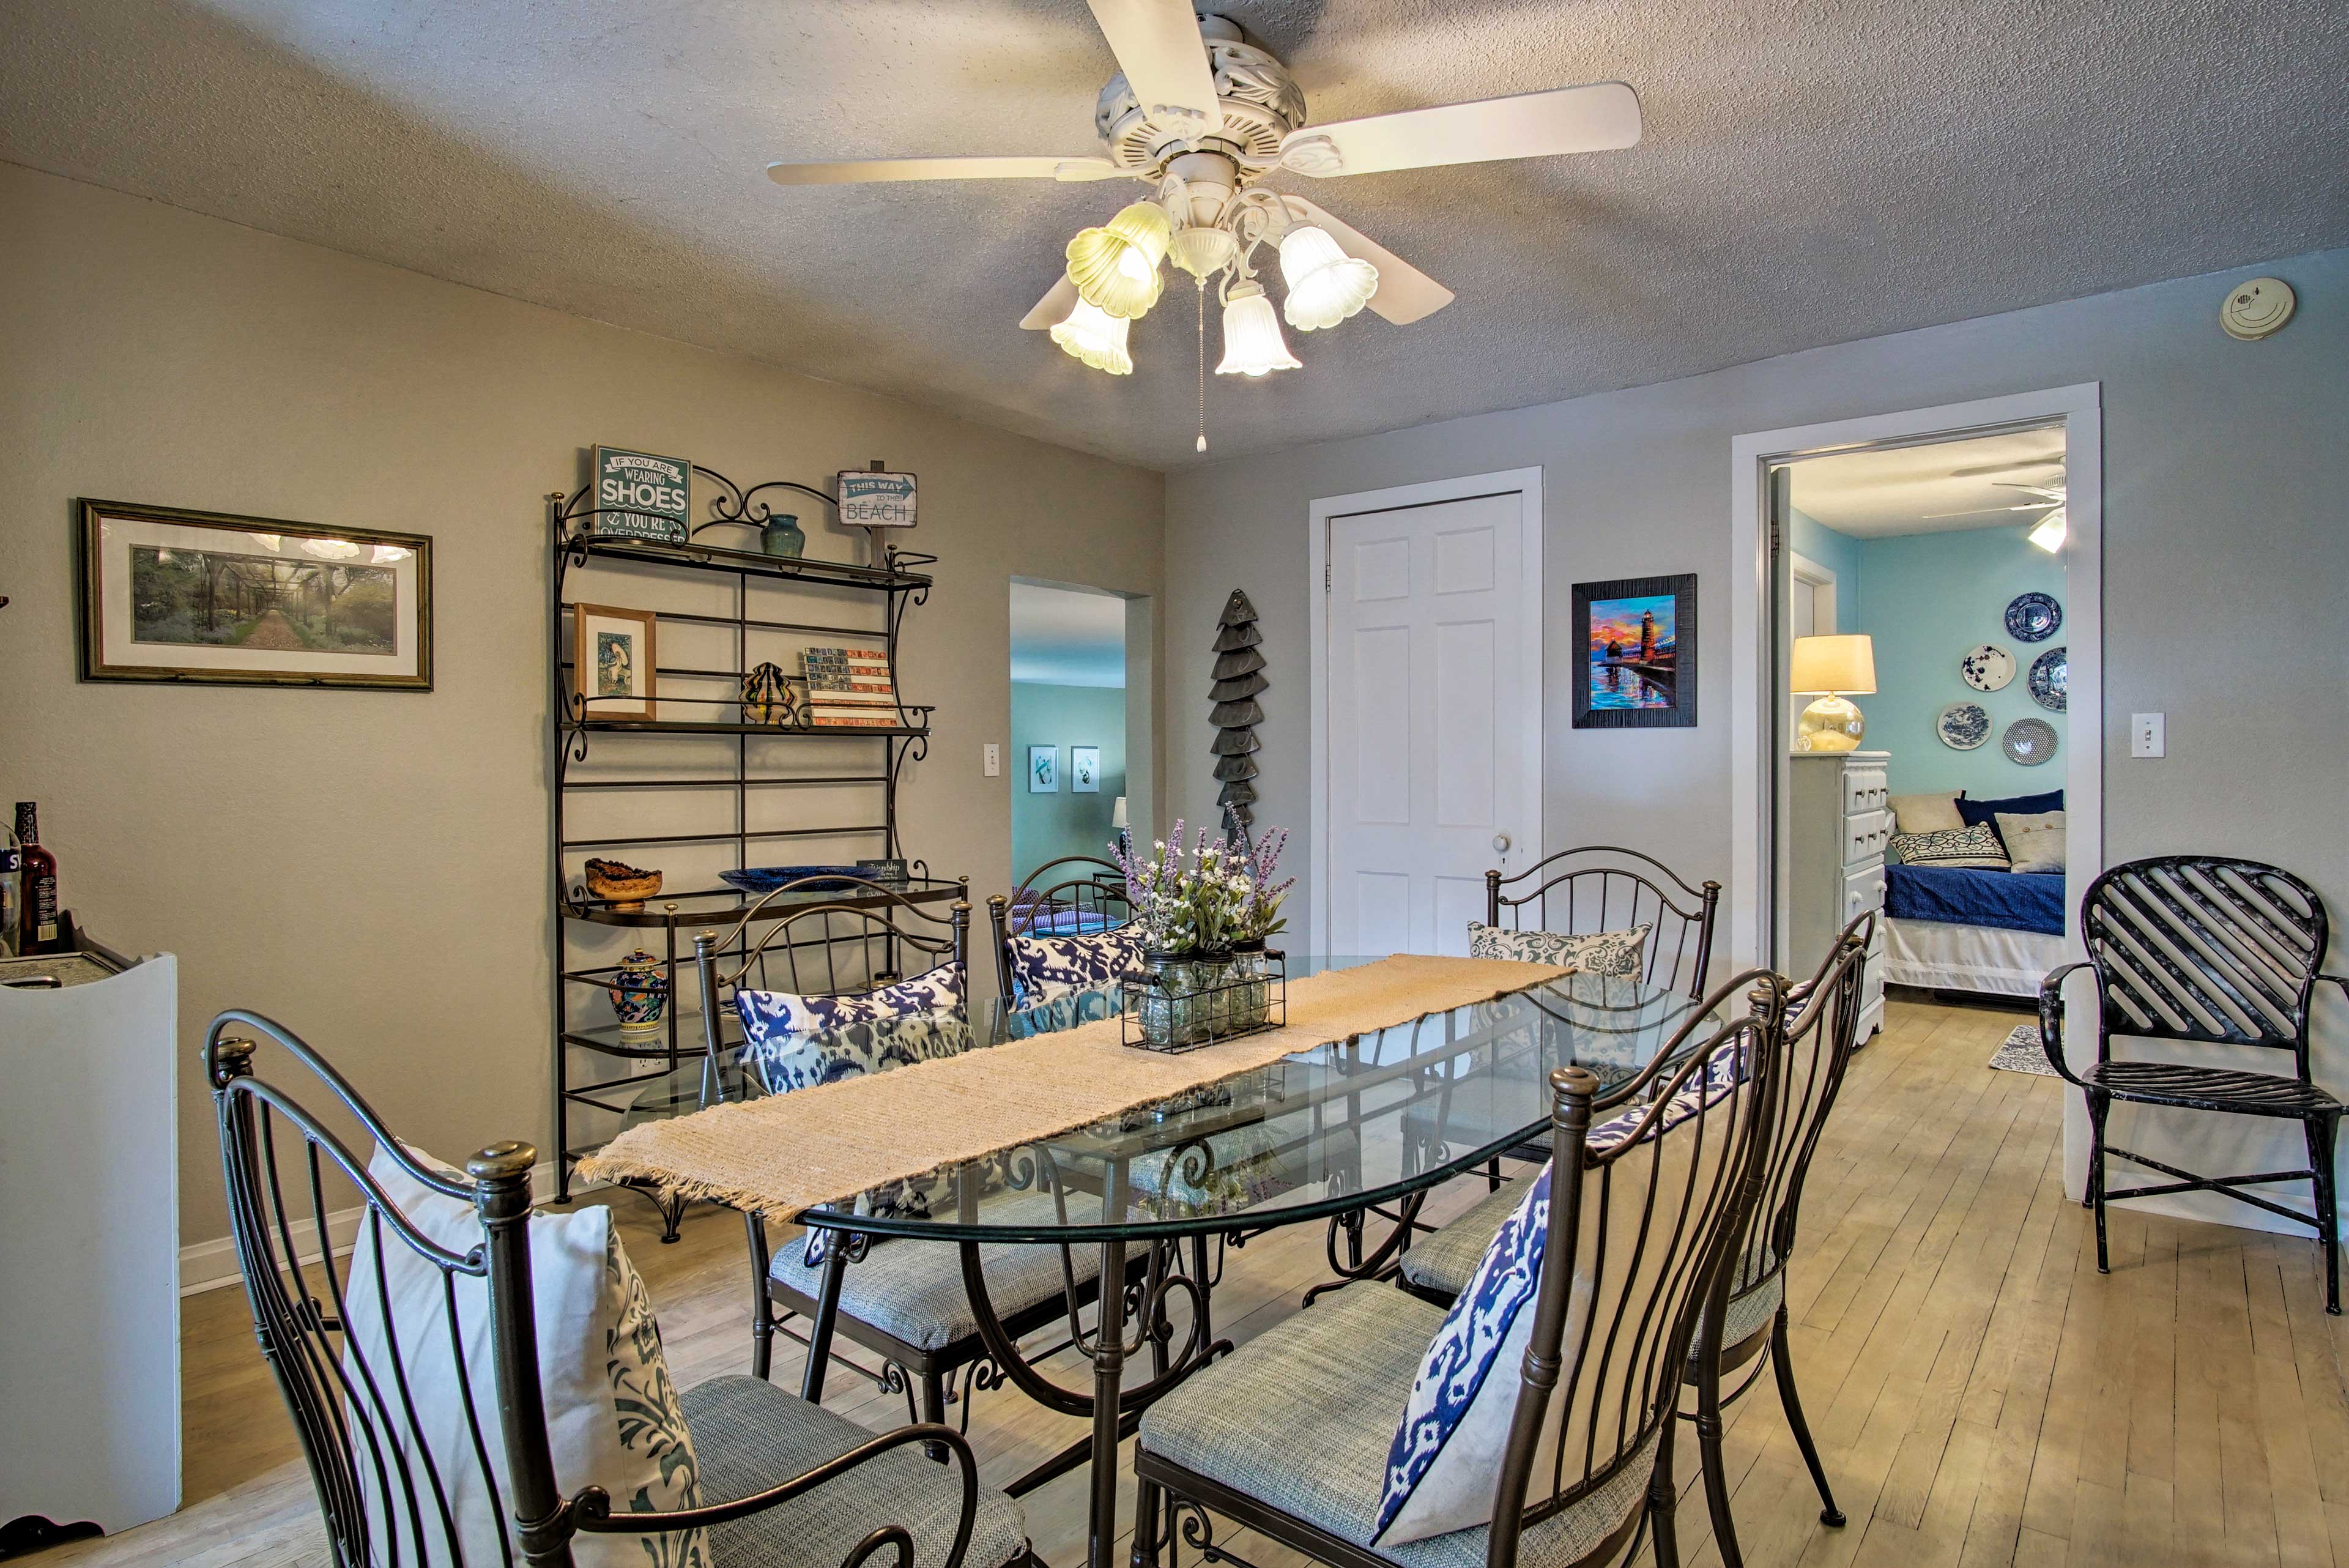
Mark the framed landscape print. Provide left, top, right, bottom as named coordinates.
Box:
left=1070, top=745, right=1102, bottom=793
left=78, top=499, right=432, bottom=689
left=1028, top=745, right=1058, bottom=793
left=571, top=603, right=659, bottom=721
left=1572, top=573, right=1698, bottom=729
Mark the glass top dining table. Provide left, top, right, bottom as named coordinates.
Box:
left=751, top=955, right=1721, bottom=1246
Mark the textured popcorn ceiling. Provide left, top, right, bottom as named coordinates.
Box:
left=5, top=0, right=2345, bottom=470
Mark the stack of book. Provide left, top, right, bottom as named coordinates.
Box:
left=801, top=647, right=899, bottom=729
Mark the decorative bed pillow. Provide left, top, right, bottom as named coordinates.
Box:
left=1888, top=822, right=2010, bottom=871
left=1887, top=790, right=1965, bottom=836
left=1957, top=789, right=2063, bottom=853
left=1995, top=810, right=2066, bottom=874
left=735, top=961, right=963, bottom=1050
left=344, top=1143, right=708, bottom=1568
left=1373, top=1039, right=1745, bottom=1545
left=1004, top=925, right=1145, bottom=1003
left=1467, top=921, right=1651, bottom=978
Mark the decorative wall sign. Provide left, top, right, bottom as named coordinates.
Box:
left=2028, top=647, right=2068, bottom=712
left=2005, top=592, right=2061, bottom=643
left=1028, top=745, right=1059, bottom=793
left=571, top=603, right=659, bottom=721
left=1071, top=745, right=1102, bottom=793
left=77, top=499, right=432, bottom=689
left=1212, top=590, right=1264, bottom=826
left=1572, top=574, right=1698, bottom=729
left=1960, top=644, right=2015, bottom=692
left=836, top=470, right=919, bottom=528
left=590, top=447, right=691, bottom=543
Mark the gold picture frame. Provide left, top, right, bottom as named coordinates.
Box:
left=571, top=602, right=659, bottom=722
left=78, top=499, right=432, bottom=689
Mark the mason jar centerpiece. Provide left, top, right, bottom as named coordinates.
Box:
left=1113, top=820, right=1293, bottom=1052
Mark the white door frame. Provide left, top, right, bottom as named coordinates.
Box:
left=1308, top=467, right=1546, bottom=953
left=1729, top=384, right=2102, bottom=977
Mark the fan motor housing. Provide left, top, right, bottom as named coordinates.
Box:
left=1094, top=18, right=1305, bottom=174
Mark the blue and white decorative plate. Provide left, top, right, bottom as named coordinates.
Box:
left=2028, top=647, right=2068, bottom=712
left=1937, top=702, right=1992, bottom=750
left=2003, top=718, right=2058, bottom=765
left=719, top=864, right=873, bottom=894
left=2005, top=593, right=2062, bottom=642
left=1960, top=644, right=2015, bottom=692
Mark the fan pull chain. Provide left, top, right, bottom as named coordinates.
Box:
left=1196, top=280, right=1208, bottom=453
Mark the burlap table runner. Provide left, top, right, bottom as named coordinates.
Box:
left=576, top=953, right=1572, bottom=1218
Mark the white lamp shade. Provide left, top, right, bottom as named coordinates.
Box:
left=1278, top=225, right=1379, bottom=330
left=1049, top=299, right=1134, bottom=374
left=1111, top=795, right=1129, bottom=830
left=1215, top=281, right=1302, bottom=376
left=1065, top=201, right=1170, bottom=320
left=1789, top=634, right=1877, bottom=694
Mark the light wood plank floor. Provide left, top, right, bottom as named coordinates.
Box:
left=44, top=997, right=2349, bottom=1568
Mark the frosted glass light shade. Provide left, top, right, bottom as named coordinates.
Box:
left=1065, top=201, right=1171, bottom=319
left=2027, top=508, right=2067, bottom=553
left=1277, top=225, right=1379, bottom=330
left=1215, top=281, right=1302, bottom=376
left=1050, top=299, right=1134, bottom=374
left=1789, top=634, right=1876, bottom=695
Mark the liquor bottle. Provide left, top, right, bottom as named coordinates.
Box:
left=15, top=803, right=57, bottom=951
left=0, top=812, right=18, bottom=960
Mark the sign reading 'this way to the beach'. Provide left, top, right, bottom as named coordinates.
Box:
left=836, top=470, right=918, bottom=529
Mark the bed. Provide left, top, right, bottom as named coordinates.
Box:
left=1882, top=861, right=2065, bottom=1000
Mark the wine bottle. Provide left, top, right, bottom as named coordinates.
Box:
left=0, top=812, right=18, bottom=960
left=15, top=803, right=57, bottom=951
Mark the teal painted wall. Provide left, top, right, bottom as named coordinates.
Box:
left=1849, top=523, right=2068, bottom=798
left=1010, top=682, right=1127, bottom=876
left=1788, top=507, right=1863, bottom=624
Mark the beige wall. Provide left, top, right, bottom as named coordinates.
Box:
left=0, top=164, right=1165, bottom=1247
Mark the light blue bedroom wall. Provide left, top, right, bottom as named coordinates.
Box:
left=1009, top=682, right=1127, bottom=875
left=1787, top=508, right=1863, bottom=624
left=1850, top=524, right=2067, bottom=798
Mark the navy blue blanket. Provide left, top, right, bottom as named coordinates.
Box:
left=1885, top=863, right=2065, bottom=936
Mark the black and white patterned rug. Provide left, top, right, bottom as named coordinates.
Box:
left=1989, top=1023, right=2058, bottom=1077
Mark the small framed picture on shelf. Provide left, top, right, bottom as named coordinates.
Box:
left=1028, top=745, right=1058, bottom=793
left=572, top=603, right=659, bottom=721
left=76, top=498, right=432, bottom=689
left=1070, top=745, right=1102, bottom=792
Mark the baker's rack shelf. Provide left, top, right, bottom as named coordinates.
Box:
left=548, top=461, right=951, bottom=1235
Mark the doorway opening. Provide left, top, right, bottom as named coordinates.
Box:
left=1009, top=580, right=1137, bottom=880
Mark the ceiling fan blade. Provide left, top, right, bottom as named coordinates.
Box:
left=1019, top=276, right=1079, bottom=331
left=1277, top=197, right=1454, bottom=324
left=1920, top=503, right=2057, bottom=519
left=1280, top=81, right=1640, bottom=178
left=1085, top=0, right=1222, bottom=130
left=766, top=155, right=1123, bottom=186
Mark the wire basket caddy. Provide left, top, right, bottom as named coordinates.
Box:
left=1120, top=946, right=1288, bottom=1053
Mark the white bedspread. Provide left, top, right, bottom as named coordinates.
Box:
left=1882, top=915, right=2065, bottom=999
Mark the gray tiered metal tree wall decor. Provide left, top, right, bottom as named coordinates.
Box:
left=1211, top=589, right=1264, bottom=827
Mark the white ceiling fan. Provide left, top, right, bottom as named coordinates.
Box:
left=765, top=0, right=1641, bottom=446
left=1925, top=477, right=2070, bottom=552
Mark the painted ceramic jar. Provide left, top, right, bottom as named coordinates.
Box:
left=608, top=949, right=669, bottom=1036
left=760, top=515, right=806, bottom=559
left=741, top=661, right=796, bottom=726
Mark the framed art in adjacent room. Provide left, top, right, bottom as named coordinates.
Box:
left=1028, top=745, right=1058, bottom=793
left=1572, top=573, right=1698, bottom=728
left=571, top=603, right=659, bottom=721
left=1070, top=745, right=1101, bottom=793
left=77, top=499, right=432, bottom=689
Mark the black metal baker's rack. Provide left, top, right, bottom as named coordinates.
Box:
left=549, top=464, right=962, bottom=1233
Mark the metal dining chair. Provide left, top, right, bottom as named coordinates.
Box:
left=1132, top=972, right=1787, bottom=1568
left=2039, top=856, right=2348, bottom=1312
left=987, top=853, right=1132, bottom=1000
left=206, top=1009, right=1031, bottom=1568
left=1485, top=845, right=1724, bottom=1001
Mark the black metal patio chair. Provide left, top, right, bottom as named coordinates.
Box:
left=1485, top=845, right=1723, bottom=1001
left=1132, top=970, right=1787, bottom=1568
left=206, top=1009, right=1031, bottom=1568
left=2039, top=856, right=2349, bottom=1313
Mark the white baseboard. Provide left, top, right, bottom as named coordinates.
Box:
left=179, top=1160, right=574, bottom=1296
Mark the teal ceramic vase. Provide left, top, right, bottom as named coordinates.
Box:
left=760, top=515, right=806, bottom=558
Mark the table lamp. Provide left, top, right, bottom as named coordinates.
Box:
left=1790, top=634, right=1876, bottom=752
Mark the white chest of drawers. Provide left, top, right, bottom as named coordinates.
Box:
left=1790, top=751, right=1888, bottom=1041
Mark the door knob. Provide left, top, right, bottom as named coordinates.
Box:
left=1492, top=833, right=1512, bottom=854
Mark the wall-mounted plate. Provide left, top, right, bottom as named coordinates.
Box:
left=1960, top=644, right=2015, bottom=692
left=2003, top=718, right=2058, bottom=765
left=2005, top=592, right=2061, bottom=642
left=2029, top=646, right=2068, bottom=712
left=1937, top=702, right=1992, bottom=750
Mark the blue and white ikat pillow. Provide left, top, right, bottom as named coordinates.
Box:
left=1004, top=926, right=1146, bottom=1005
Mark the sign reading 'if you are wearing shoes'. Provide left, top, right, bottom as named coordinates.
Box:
left=590, top=446, right=691, bottom=543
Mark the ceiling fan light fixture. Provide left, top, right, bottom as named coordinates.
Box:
left=1277, top=224, right=1379, bottom=330
left=1216, top=280, right=1302, bottom=376
left=2026, top=507, right=2068, bottom=554
left=1049, top=298, right=1135, bottom=375
left=1066, top=200, right=1172, bottom=319
left=1167, top=226, right=1238, bottom=280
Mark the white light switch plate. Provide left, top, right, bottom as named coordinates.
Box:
left=2131, top=713, right=2165, bottom=758
left=983, top=743, right=1001, bottom=777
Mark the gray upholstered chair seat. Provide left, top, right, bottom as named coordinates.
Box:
left=683, top=1373, right=1029, bottom=1568
left=1138, top=1288, right=1655, bottom=1568
left=1396, top=1172, right=1538, bottom=1301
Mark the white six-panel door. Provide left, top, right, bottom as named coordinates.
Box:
left=1313, top=475, right=1542, bottom=957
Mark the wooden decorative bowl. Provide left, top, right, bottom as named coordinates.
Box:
left=584, top=858, right=662, bottom=911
